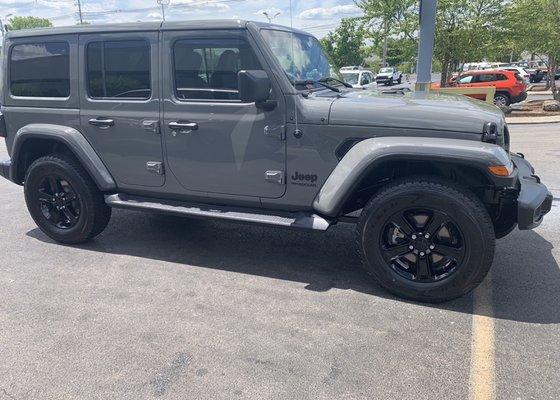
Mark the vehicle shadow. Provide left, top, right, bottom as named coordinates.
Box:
left=27, top=210, right=560, bottom=324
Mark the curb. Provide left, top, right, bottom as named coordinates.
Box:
left=506, top=115, right=560, bottom=125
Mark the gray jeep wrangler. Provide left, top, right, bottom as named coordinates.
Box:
left=0, top=21, right=552, bottom=302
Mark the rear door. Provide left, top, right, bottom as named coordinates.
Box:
left=79, top=32, right=164, bottom=187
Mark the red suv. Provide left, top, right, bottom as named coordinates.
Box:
left=433, top=69, right=527, bottom=106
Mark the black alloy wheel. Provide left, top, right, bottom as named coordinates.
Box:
left=36, top=174, right=81, bottom=229
left=380, top=208, right=466, bottom=283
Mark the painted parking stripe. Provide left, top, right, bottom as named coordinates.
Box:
left=469, top=272, right=495, bottom=400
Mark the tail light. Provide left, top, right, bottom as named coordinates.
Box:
left=0, top=114, right=6, bottom=138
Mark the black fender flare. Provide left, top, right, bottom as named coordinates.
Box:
left=11, top=124, right=116, bottom=191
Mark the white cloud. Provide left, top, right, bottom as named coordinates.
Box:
left=298, top=4, right=362, bottom=20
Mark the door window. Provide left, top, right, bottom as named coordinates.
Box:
left=475, top=74, right=497, bottom=83
left=173, top=38, right=261, bottom=101
left=10, top=42, right=70, bottom=98
left=457, top=75, right=474, bottom=84
left=86, top=40, right=151, bottom=99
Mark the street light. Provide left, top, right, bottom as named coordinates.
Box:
left=157, top=0, right=170, bottom=22
left=262, top=11, right=280, bottom=23
left=0, top=13, right=14, bottom=37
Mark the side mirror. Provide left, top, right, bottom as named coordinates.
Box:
left=238, top=70, right=275, bottom=110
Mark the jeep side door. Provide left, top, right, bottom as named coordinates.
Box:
left=79, top=32, right=164, bottom=187
left=161, top=29, right=286, bottom=199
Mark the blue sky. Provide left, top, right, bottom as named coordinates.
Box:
left=0, top=0, right=363, bottom=37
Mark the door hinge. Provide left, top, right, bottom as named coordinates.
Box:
left=147, top=161, right=164, bottom=175
left=265, top=170, right=285, bottom=185
left=142, top=120, right=160, bottom=134
left=264, top=125, right=286, bottom=141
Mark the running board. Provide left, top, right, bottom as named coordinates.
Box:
left=105, top=194, right=331, bottom=231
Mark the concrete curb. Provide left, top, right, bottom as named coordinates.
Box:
left=506, top=115, right=560, bottom=125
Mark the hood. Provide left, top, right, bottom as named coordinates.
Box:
left=329, top=90, right=505, bottom=134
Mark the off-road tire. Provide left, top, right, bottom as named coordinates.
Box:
left=397, top=76, right=402, bottom=84
left=24, top=154, right=111, bottom=244
left=356, top=177, right=495, bottom=303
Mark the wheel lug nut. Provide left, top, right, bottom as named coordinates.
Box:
left=411, top=234, right=417, bottom=240
left=429, top=245, right=435, bottom=250
left=409, top=245, right=414, bottom=250
left=420, top=252, right=425, bottom=257
left=425, top=233, right=430, bottom=238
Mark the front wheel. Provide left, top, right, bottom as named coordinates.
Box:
left=24, top=154, right=112, bottom=244
left=356, top=177, right=495, bottom=302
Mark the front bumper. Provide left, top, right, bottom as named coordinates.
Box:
left=511, top=154, right=553, bottom=230
left=376, top=76, right=390, bottom=83
left=0, top=158, right=11, bottom=181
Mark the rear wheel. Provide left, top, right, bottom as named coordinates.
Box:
left=24, top=154, right=111, bottom=244
left=493, top=92, right=511, bottom=106
left=356, top=177, right=495, bottom=302
left=397, top=75, right=402, bottom=84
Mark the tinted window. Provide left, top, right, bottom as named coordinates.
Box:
left=173, top=38, right=261, bottom=101
left=10, top=42, right=70, bottom=98
left=87, top=40, right=151, bottom=99
left=476, top=74, right=497, bottom=82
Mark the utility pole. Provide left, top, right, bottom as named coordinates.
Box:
left=415, top=0, right=437, bottom=92
left=382, top=19, right=388, bottom=67
left=76, top=0, right=84, bottom=24
left=157, top=0, right=170, bottom=22
left=262, top=11, right=281, bottom=23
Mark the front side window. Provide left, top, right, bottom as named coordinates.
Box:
left=87, top=40, right=151, bottom=99
left=10, top=42, right=70, bottom=98
left=458, top=75, right=474, bottom=84
left=173, top=38, right=261, bottom=101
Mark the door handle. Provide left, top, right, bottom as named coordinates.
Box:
left=168, top=121, right=199, bottom=131
left=89, top=118, right=114, bottom=128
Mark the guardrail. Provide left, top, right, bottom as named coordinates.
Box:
left=428, top=86, right=497, bottom=104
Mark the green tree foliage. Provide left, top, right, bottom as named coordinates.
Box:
left=434, top=0, right=508, bottom=86
left=320, top=18, right=368, bottom=70
left=5, top=16, right=53, bottom=31
left=505, top=0, right=560, bottom=98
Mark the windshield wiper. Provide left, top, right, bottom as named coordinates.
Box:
left=294, top=79, right=341, bottom=93
left=319, top=76, right=353, bottom=88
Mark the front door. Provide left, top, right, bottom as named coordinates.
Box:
left=161, top=30, right=286, bottom=198
left=79, top=32, right=163, bottom=187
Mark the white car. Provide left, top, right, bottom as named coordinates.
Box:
left=502, top=66, right=531, bottom=83
left=375, top=67, right=403, bottom=85
left=340, top=69, right=375, bottom=89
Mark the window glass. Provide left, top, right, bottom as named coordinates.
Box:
left=476, top=74, right=497, bottom=83
left=87, top=40, right=151, bottom=99
left=173, top=38, right=261, bottom=101
left=458, top=75, right=474, bottom=84
left=10, top=42, right=70, bottom=98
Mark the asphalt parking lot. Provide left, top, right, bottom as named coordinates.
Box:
left=0, top=124, right=559, bottom=400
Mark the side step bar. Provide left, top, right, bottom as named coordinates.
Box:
left=105, top=194, right=332, bottom=231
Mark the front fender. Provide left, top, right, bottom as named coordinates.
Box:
left=11, top=124, right=116, bottom=191
left=313, top=136, right=512, bottom=217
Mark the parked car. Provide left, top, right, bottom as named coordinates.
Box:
left=375, top=67, right=403, bottom=85
left=0, top=21, right=552, bottom=302
left=433, top=69, right=527, bottom=106
left=340, top=68, right=375, bottom=89
left=502, top=66, right=530, bottom=83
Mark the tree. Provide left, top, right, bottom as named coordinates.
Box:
left=5, top=16, right=52, bottom=31
left=320, top=18, right=368, bottom=70
left=505, top=0, right=560, bottom=99
left=357, top=0, right=417, bottom=67
left=434, top=0, right=508, bottom=86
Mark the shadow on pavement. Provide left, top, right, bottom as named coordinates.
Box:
left=27, top=210, right=560, bottom=324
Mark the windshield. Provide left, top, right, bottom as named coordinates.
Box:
left=379, top=67, right=393, bottom=74
left=341, top=73, right=359, bottom=85
left=261, top=29, right=335, bottom=86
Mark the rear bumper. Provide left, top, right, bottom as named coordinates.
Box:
left=511, top=154, right=553, bottom=230
left=0, top=158, right=11, bottom=181
left=511, top=91, right=528, bottom=104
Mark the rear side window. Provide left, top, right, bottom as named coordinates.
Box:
left=10, top=42, right=70, bottom=98
left=87, top=40, right=151, bottom=99
left=173, top=38, right=261, bottom=101
left=476, top=74, right=497, bottom=82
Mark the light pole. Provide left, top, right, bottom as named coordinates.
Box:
left=0, top=13, right=14, bottom=38
left=262, top=11, right=280, bottom=23
left=157, top=0, right=170, bottom=22
left=415, top=0, right=437, bottom=92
